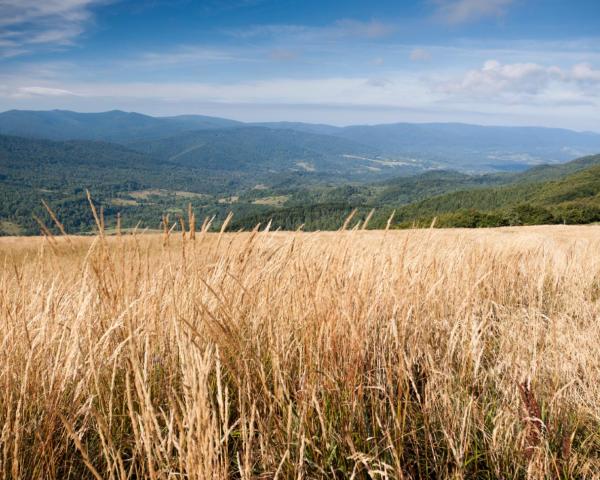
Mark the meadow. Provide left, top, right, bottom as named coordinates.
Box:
left=1, top=222, right=599, bottom=479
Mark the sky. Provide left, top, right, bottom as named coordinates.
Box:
left=0, top=0, right=599, bottom=130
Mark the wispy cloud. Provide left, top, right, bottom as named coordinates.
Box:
left=268, top=48, right=299, bottom=61
left=332, top=19, right=396, bottom=39
left=432, top=0, right=515, bottom=25
left=0, top=74, right=427, bottom=108
left=410, top=48, right=431, bottom=61
left=225, top=18, right=396, bottom=42
left=13, top=86, right=79, bottom=97
left=364, top=77, right=393, bottom=88
left=0, top=0, right=114, bottom=57
left=133, top=46, right=243, bottom=67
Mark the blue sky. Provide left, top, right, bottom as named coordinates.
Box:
left=0, top=0, right=599, bottom=130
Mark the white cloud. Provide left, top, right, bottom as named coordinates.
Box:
left=0, top=0, right=113, bottom=57
left=0, top=0, right=93, bottom=27
left=437, top=60, right=563, bottom=98
left=2, top=59, right=598, bottom=110
left=434, top=60, right=600, bottom=111
left=410, top=48, right=431, bottom=61
left=433, top=0, right=515, bottom=24
left=571, top=63, right=600, bottom=84
left=14, top=86, right=79, bottom=97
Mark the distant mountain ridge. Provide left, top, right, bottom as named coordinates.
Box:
left=128, top=126, right=418, bottom=178
left=0, top=109, right=243, bottom=143
left=2, top=109, right=600, bottom=173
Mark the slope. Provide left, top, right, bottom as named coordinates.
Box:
left=332, top=123, right=600, bottom=170
left=392, top=155, right=600, bottom=227
left=231, top=154, right=600, bottom=230
left=0, top=134, right=252, bottom=234
left=0, top=110, right=243, bottom=143
left=130, top=126, right=422, bottom=178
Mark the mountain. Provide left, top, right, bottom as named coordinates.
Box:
left=162, top=114, right=244, bottom=131
left=0, top=134, right=256, bottom=235
left=2, top=110, right=600, bottom=174
left=230, top=154, right=600, bottom=231
left=509, top=153, right=600, bottom=184
left=372, top=153, right=600, bottom=206
left=370, top=170, right=501, bottom=205
left=331, top=123, right=600, bottom=170
left=0, top=131, right=416, bottom=235
left=0, top=134, right=160, bottom=189
left=0, top=109, right=243, bottom=143
left=2, top=109, right=600, bottom=235
left=252, top=121, right=342, bottom=136
left=388, top=154, right=600, bottom=227
left=2, top=130, right=600, bottom=235
left=129, top=126, right=422, bottom=178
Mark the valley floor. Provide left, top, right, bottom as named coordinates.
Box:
left=1, top=226, right=599, bottom=478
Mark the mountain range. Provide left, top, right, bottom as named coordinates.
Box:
left=1, top=109, right=600, bottom=235
left=3, top=109, right=600, bottom=173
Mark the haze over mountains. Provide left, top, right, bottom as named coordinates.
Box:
left=2, top=109, right=600, bottom=235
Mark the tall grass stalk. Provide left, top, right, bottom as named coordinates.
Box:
left=0, top=223, right=599, bottom=478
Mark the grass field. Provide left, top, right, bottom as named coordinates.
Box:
left=1, top=224, right=599, bottom=479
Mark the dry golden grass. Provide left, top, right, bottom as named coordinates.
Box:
left=1, top=224, right=600, bottom=479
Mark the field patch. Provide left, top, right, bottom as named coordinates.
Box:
left=111, top=198, right=139, bottom=206
left=0, top=220, right=22, bottom=235
left=218, top=195, right=239, bottom=204
left=252, top=195, right=288, bottom=206
left=128, top=189, right=210, bottom=200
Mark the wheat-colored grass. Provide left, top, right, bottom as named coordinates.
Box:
left=1, top=225, right=600, bottom=479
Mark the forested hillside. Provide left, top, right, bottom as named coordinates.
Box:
left=3, top=109, right=600, bottom=173
left=231, top=155, right=600, bottom=231
left=0, top=110, right=243, bottom=142
left=2, top=110, right=600, bottom=235
left=391, top=155, right=600, bottom=228
left=128, top=126, right=419, bottom=177
left=0, top=134, right=247, bottom=234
